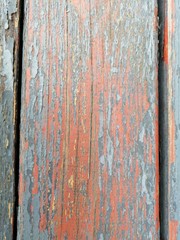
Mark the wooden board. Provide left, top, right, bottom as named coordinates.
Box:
left=0, top=0, right=21, bottom=239
left=18, top=0, right=160, bottom=239
left=159, top=0, right=180, bottom=239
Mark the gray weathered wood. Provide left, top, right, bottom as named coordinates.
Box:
left=159, top=0, right=180, bottom=239
left=0, top=0, right=21, bottom=239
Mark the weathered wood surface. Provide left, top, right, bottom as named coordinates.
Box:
left=0, top=0, right=21, bottom=239
left=159, top=0, right=180, bottom=239
left=18, top=0, right=159, bottom=239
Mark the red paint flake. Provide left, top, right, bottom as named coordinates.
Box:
left=170, top=220, right=179, bottom=240
left=170, top=112, right=175, bottom=164
left=18, top=172, right=24, bottom=205
left=164, top=18, right=169, bottom=64
left=24, top=141, right=29, bottom=150
left=171, top=0, right=175, bottom=34
left=25, top=68, right=31, bottom=105
left=39, top=214, right=47, bottom=232
left=154, top=7, right=158, bottom=31
left=32, top=162, right=38, bottom=195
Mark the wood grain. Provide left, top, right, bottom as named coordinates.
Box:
left=159, top=0, right=180, bottom=239
left=0, top=0, right=21, bottom=239
left=18, top=0, right=159, bottom=239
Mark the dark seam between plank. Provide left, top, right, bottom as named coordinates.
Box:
left=13, top=0, right=24, bottom=239
left=157, top=1, right=169, bottom=239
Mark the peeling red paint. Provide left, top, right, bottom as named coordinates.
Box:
left=18, top=0, right=159, bottom=239
left=164, top=18, right=169, bottom=65
left=25, top=68, right=31, bottom=105
left=170, top=112, right=175, bottom=164
left=170, top=220, right=179, bottom=240
left=171, top=0, right=175, bottom=34
left=32, top=156, right=38, bottom=195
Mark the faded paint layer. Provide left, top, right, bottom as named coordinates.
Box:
left=170, top=1, right=180, bottom=239
left=18, top=0, right=159, bottom=239
left=0, top=0, right=21, bottom=239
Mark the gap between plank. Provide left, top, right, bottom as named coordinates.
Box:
left=157, top=1, right=168, bottom=239
left=13, top=0, right=24, bottom=239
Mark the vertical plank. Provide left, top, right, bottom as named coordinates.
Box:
left=0, top=0, right=21, bottom=239
left=18, top=0, right=159, bottom=239
left=159, top=0, right=180, bottom=239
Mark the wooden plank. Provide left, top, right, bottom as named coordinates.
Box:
left=159, top=0, right=180, bottom=239
left=18, top=0, right=159, bottom=238
left=0, top=0, right=21, bottom=239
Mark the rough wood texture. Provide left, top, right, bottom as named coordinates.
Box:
left=0, top=0, right=20, bottom=239
left=159, top=0, right=180, bottom=239
left=18, top=0, right=159, bottom=239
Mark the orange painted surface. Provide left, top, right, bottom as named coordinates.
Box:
left=18, top=0, right=159, bottom=239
